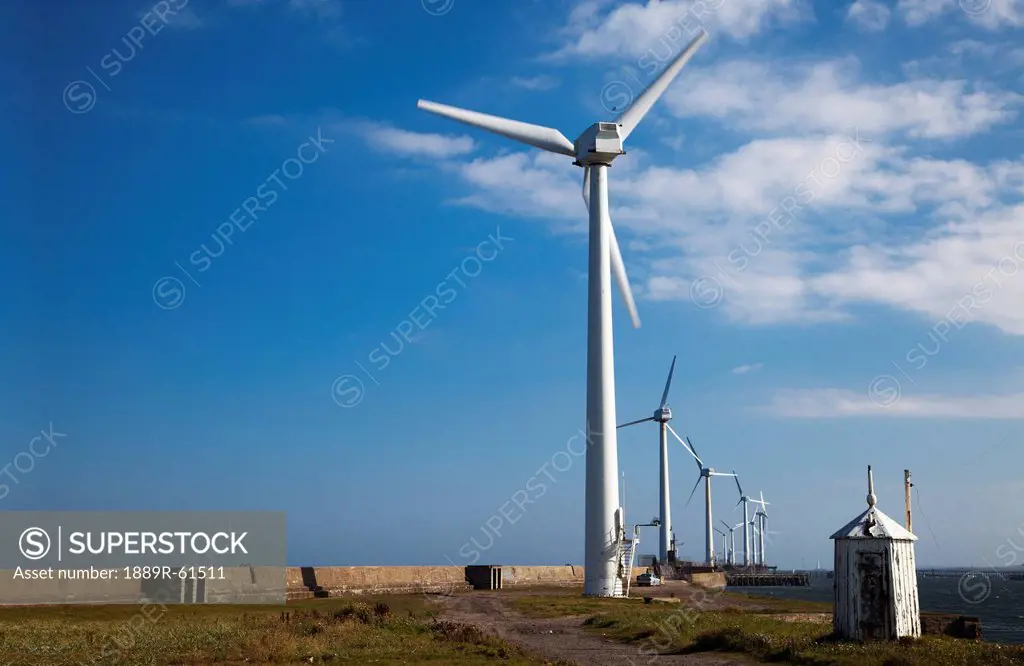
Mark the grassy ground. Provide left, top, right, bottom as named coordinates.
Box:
left=0, top=595, right=567, bottom=665
left=511, top=593, right=1024, bottom=666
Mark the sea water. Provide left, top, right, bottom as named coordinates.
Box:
left=729, top=572, right=1024, bottom=644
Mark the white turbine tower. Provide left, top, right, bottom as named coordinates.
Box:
left=617, top=356, right=678, bottom=563
left=732, top=474, right=753, bottom=567
left=678, top=436, right=738, bottom=566
left=416, top=31, right=710, bottom=597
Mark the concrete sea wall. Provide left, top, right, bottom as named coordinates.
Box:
left=0, top=565, right=656, bottom=603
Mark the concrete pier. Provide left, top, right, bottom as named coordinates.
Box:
left=726, top=572, right=810, bottom=587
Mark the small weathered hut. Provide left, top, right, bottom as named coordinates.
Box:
left=830, top=465, right=921, bottom=640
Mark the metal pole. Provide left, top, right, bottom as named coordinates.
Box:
left=904, top=469, right=913, bottom=532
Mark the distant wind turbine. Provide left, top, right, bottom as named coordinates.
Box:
left=617, top=355, right=678, bottom=562
left=713, top=526, right=728, bottom=564
left=721, top=519, right=742, bottom=566
left=678, top=436, right=738, bottom=566
left=749, top=491, right=770, bottom=566
left=732, top=473, right=753, bottom=567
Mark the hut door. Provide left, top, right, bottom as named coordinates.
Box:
left=856, top=551, right=888, bottom=638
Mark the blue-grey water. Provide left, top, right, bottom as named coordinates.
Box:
left=728, top=571, right=1024, bottom=644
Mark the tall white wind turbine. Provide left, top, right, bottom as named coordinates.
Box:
left=617, top=355, right=678, bottom=563
left=417, top=31, right=710, bottom=597
left=678, top=436, right=738, bottom=566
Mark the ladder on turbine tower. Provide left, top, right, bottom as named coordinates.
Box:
left=620, top=531, right=640, bottom=597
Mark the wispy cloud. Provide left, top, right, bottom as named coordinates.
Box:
left=758, top=388, right=1024, bottom=419
left=732, top=363, right=763, bottom=375
left=551, top=0, right=808, bottom=59
left=359, top=122, right=476, bottom=159
left=846, top=0, right=891, bottom=32
left=510, top=75, right=560, bottom=91
left=897, top=0, right=1024, bottom=29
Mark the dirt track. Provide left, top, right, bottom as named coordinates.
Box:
left=438, top=591, right=754, bottom=665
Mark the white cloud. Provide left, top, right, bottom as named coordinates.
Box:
left=360, top=123, right=476, bottom=159
left=552, top=0, right=808, bottom=59
left=897, top=0, right=1024, bottom=28
left=846, top=0, right=891, bottom=31
left=663, top=58, right=1022, bottom=140
left=511, top=75, right=560, bottom=91
left=810, top=202, right=1024, bottom=334
left=406, top=122, right=1024, bottom=332
left=759, top=388, right=1024, bottom=418
left=396, top=7, right=1024, bottom=338
left=732, top=363, right=764, bottom=374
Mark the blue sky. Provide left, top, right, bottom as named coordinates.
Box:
left=4, top=0, right=1024, bottom=570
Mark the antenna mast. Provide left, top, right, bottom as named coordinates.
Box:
left=904, top=469, right=913, bottom=532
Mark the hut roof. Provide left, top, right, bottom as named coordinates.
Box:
left=830, top=505, right=917, bottom=541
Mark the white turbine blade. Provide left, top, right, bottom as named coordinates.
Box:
left=720, top=519, right=732, bottom=531
left=617, top=416, right=656, bottom=429
left=684, top=475, right=702, bottom=508
left=711, top=472, right=737, bottom=477
left=666, top=424, right=702, bottom=468
left=582, top=167, right=590, bottom=209
left=659, top=355, right=677, bottom=409
left=582, top=168, right=641, bottom=329
left=417, top=99, right=576, bottom=156
left=609, top=224, right=641, bottom=329
left=615, top=29, right=709, bottom=141
left=685, top=436, right=701, bottom=460
left=733, top=471, right=743, bottom=497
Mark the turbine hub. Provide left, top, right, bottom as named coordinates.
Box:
left=655, top=406, right=671, bottom=422
left=574, top=122, right=625, bottom=166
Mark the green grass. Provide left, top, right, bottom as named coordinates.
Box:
left=511, top=594, right=1024, bottom=666
left=0, top=595, right=566, bottom=665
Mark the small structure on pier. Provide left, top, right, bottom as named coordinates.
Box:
left=830, top=466, right=921, bottom=640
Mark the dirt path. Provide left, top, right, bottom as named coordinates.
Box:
left=437, top=592, right=754, bottom=666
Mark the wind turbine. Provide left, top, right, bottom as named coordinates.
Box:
left=678, top=436, right=738, bottom=566
left=749, top=492, right=770, bottom=566
left=713, top=527, right=728, bottom=564
left=416, top=30, right=710, bottom=597
left=617, top=356, right=678, bottom=563
left=732, top=473, right=753, bottom=567
left=720, top=519, right=740, bottom=566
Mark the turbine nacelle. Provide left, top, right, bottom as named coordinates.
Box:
left=574, top=123, right=625, bottom=166
left=654, top=406, right=672, bottom=422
